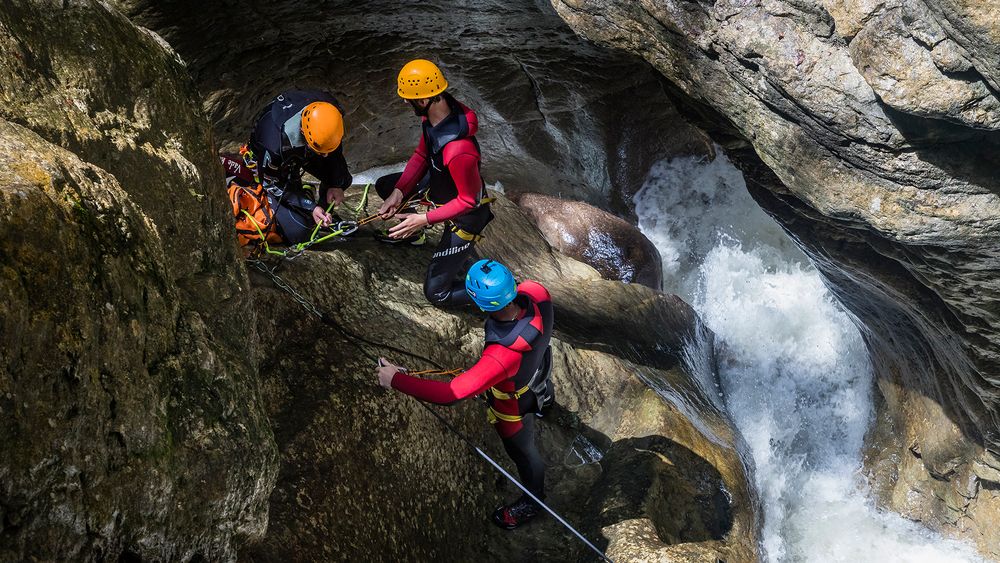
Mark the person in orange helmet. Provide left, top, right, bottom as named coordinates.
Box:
left=246, top=90, right=352, bottom=244
left=373, top=60, right=494, bottom=308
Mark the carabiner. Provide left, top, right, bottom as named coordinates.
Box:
left=336, top=220, right=359, bottom=236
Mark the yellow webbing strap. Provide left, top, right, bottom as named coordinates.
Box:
left=487, top=407, right=523, bottom=425
left=489, top=384, right=531, bottom=401
left=451, top=226, right=484, bottom=243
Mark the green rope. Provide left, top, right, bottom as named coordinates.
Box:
left=243, top=182, right=371, bottom=259
left=308, top=198, right=338, bottom=243
left=354, top=182, right=371, bottom=215
left=242, top=210, right=285, bottom=257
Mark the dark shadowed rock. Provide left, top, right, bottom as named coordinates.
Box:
left=512, top=192, right=663, bottom=290
left=0, top=2, right=277, bottom=560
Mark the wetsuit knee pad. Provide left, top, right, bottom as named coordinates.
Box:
left=374, top=173, right=403, bottom=200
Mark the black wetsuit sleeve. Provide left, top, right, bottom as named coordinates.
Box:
left=303, top=144, right=352, bottom=190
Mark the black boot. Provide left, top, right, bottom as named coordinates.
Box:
left=492, top=496, right=542, bottom=530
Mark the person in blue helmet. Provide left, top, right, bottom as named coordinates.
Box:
left=376, top=259, right=554, bottom=529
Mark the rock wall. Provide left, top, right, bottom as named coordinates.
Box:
left=117, top=0, right=713, bottom=213
left=0, top=2, right=277, bottom=560
left=550, top=0, right=1000, bottom=556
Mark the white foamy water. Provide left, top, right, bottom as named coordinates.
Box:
left=634, top=153, right=985, bottom=562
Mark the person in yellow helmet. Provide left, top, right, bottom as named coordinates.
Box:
left=374, top=60, right=494, bottom=308
left=246, top=90, right=352, bottom=244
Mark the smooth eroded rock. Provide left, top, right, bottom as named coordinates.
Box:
left=0, top=2, right=277, bottom=560
left=512, top=192, right=664, bottom=290
left=239, top=191, right=758, bottom=562
left=120, top=0, right=713, bottom=213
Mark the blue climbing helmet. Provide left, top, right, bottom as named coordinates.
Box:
left=466, top=259, right=517, bottom=312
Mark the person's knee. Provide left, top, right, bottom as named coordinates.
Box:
left=423, top=280, right=451, bottom=306
left=374, top=173, right=402, bottom=200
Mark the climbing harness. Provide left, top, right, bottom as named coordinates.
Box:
left=488, top=346, right=554, bottom=419
left=449, top=225, right=484, bottom=243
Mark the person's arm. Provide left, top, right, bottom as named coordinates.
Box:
left=306, top=145, right=352, bottom=191
left=394, top=134, right=430, bottom=198
left=391, top=345, right=522, bottom=405
left=425, top=147, right=481, bottom=225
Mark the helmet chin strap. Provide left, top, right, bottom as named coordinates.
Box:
left=409, top=99, right=430, bottom=117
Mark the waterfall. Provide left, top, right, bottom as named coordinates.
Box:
left=634, top=152, right=984, bottom=562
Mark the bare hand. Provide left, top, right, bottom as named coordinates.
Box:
left=378, top=188, right=404, bottom=219
left=377, top=357, right=401, bottom=389
left=311, top=206, right=333, bottom=227
left=388, top=213, right=429, bottom=239
left=325, top=187, right=345, bottom=207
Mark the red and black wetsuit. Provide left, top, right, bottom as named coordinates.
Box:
left=375, top=93, right=493, bottom=306
left=391, top=281, right=553, bottom=499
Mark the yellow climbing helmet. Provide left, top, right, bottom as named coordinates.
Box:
left=300, top=102, right=344, bottom=155
left=397, top=59, right=448, bottom=99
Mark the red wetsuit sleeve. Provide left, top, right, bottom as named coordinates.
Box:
left=426, top=150, right=482, bottom=225
left=394, top=134, right=429, bottom=198
left=391, top=345, right=522, bottom=405
left=517, top=280, right=551, bottom=304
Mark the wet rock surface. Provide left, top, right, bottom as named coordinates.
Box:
left=551, top=0, right=1000, bottom=555
left=512, top=192, right=663, bottom=290
left=241, top=192, right=759, bottom=562
left=0, top=1, right=277, bottom=560
left=118, top=0, right=713, bottom=213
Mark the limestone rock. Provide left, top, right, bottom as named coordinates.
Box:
left=512, top=192, right=664, bottom=290
left=552, top=0, right=1000, bottom=556
left=851, top=8, right=1000, bottom=129
left=0, top=2, right=277, bottom=560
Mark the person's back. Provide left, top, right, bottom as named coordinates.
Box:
left=246, top=90, right=353, bottom=244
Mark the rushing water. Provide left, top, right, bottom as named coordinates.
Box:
left=634, top=153, right=985, bottom=562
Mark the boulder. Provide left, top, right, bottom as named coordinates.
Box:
left=239, top=191, right=759, bottom=561
left=512, top=192, right=664, bottom=290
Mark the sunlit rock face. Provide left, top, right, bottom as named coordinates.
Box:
left=117, top=0, right=713, bottom=212
left=0, top=2, right=277, bottom=560
left=551, top=0, right=1000, bottom=556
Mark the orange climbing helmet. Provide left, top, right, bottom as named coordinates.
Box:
left=300, top=101, right=344, bottom=155
left=397, top=59, right=448, bottom=99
